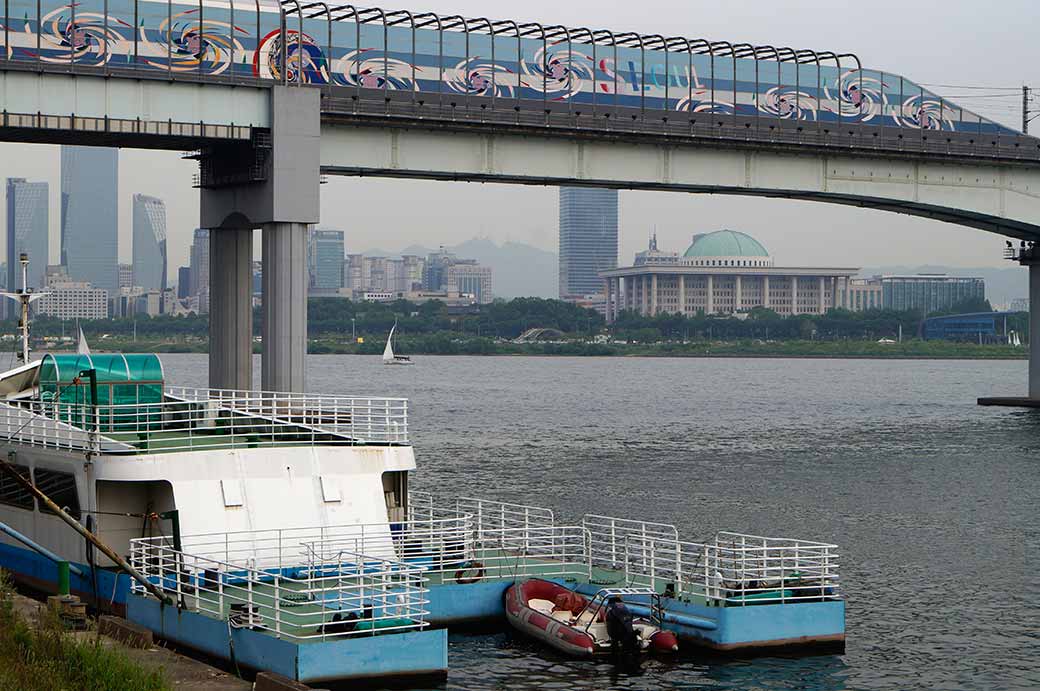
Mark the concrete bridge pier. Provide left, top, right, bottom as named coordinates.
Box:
left=208, top=228, right=254, bottom=391
left=261, top=223, right=309, bottom=393
left=1030, top=263, right=1040, bottom=399
left=979, top=252, right=1040, bottom=407
left=200, top=85, right=320, bottom=393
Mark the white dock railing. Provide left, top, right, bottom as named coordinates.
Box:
left=582, top=515, right=680, bottom=572
left=619, top=532, right=840, bottom=605
left=453, top=497, right=556, bottom=538
left=0, top=388, right=409, bottom=454
left=129, top=538, right=429, bottom=641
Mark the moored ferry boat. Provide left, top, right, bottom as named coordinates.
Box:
left=0, top=351, right=447, bottom=684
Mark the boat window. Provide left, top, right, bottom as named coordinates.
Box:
left=0, top=465, right=34, bottom=510
left=35, top=469, right=81, bottom=520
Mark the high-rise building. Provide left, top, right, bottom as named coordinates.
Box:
left=880, top=274, right=986, bottom=314
left=307, top=229, right=345, bottom=293
left=5, top=178, right=48, bottom=308
left=422, top=248, right=458, bottom=291
left=118, top=263, right=134, bottom=289
left=61, top=146, right=118, bottom=294
left=177, top=266, right=191, bottom=298
left=188, top=228, right=210, bottom=314
left=132, top=194, right=167, bottom=293
left=558, top=187, right=618, bottom=299
left=446, top=263, right=493, bottom=304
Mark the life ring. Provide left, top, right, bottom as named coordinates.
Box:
left=453, top=561, right=486, bottom=584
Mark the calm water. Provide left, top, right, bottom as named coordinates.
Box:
left=163, top=354, right=1040, bottom=691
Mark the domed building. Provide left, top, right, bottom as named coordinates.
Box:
left=600, top=230, right=858, bottom=320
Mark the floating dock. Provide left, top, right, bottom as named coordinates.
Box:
left=124, top=492, right=843, bottom=681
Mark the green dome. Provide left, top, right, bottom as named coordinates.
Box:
left=683, top=230, right=770, bottom=258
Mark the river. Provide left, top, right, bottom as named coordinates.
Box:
left=162, top=354, right=1039, bottom=691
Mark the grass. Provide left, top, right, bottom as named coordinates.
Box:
left=0, top=571, right=170, bottom=691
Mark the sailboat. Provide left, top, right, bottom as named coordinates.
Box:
left=383, top=322, right=413, bottom=365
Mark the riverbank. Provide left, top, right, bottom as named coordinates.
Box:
left=0, top=573, right=248, bottom=691
left=77, top=337, right=1028, bottom=359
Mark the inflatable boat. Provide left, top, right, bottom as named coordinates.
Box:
left=504, top=579, right=678, bottom=658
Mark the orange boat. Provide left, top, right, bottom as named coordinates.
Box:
left=504, top=579, right=679, bottom=658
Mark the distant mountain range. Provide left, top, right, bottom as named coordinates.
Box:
left=859, top=265, right=1028, bottom=307
left=361, top=238, right=558, bottom=299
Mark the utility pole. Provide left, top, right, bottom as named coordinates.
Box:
left=1025, top=86, right=1032, bottom=134
left=1025, top=86, right=1039, bottom=134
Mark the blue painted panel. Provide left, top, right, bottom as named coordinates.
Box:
left=716, top=600, right=846, bottom=646
left=426, top=580, right=512, bottom=624
left=128, top=595, right=448, bottom=683
left=296, top=629, right=448, bottom=683
left=0, top=542, right=130, bottom=605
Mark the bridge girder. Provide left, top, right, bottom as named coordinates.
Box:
left=319, top=120, right=1040, bottom=242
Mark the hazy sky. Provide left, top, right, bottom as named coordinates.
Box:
left=1, top=0, right=1037, bottom=275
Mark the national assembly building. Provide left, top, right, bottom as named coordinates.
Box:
left=600, top=230, right=859, bottom=322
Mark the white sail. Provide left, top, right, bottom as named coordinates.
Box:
left=77, top=327, right=91, bottom=355
left=383, top=324, right=396, bottom=363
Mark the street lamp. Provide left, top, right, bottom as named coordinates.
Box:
left=351, top=318, right=356, bottom=342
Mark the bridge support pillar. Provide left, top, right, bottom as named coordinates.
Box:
left=209, top=229, right=253, bottom=391
left=979, top=257, right=1040, bottom=407
left=1031, top=263, right=1040, bottom=398
left=262, top=222, right=309, bottom=393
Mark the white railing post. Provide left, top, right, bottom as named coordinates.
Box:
left=274, top=574, right=282, bottom=637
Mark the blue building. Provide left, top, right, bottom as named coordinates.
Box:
left=61, top=146, right=118, bottom=294
left=921, top=312, right=1016, bottom=342
left=559, top=188, right=618, bottom=299
left=5, top=177, right=48, bottom=297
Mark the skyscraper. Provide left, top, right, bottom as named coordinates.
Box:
left=188, top=228, right=210, bottom=313
left=61, top=145, right=118, bottom=293
left=307, top=229, right=345, bottom=293
left=5, top=178, right=48, bottom=297
left=558, top=187, right=618, bottom=298
left=132, top=194, right=168, bottom=292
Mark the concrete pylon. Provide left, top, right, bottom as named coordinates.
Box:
left=262, top=222, right=308, bottom=392
left=1031, top=263, right=1040, bottom=398
left=208, top=228, right=253, bottom=391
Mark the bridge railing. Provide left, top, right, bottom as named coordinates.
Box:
left=1, top=0, right=1035, bottom=160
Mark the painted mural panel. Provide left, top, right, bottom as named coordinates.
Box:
left=0, top=0, right=1017, bottom=135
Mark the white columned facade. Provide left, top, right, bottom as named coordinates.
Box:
left=735, top=275, right=743, bottom=312
left=641, top=275, right=649, bottom=315
left=791, top=276, right=799, bottom=315
left=707, top=275, right=715, bottom=314
left=651, top=274, right=658, bottom=315
left=763, top=275, right=770, bottom=309
left=818, top=276, right=826, bottom=314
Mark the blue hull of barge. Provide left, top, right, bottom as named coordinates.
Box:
left=571, top=582, right=845, bottom=651
left=0, top=543, right=131, bottom=608
left=128, top=595, right=448, bottom=684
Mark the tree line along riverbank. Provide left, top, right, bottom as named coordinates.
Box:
left=12, top=296, right=1028, bottom=359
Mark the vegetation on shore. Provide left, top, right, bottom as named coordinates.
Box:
left=12, top=295, right=1028, bottom=359
left=0, top=572, right=169, bottom=691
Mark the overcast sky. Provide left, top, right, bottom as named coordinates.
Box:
left=1, top=0, right=1037, bottom=275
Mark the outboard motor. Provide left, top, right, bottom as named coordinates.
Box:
left=605, top=597, right=640, bottom=665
